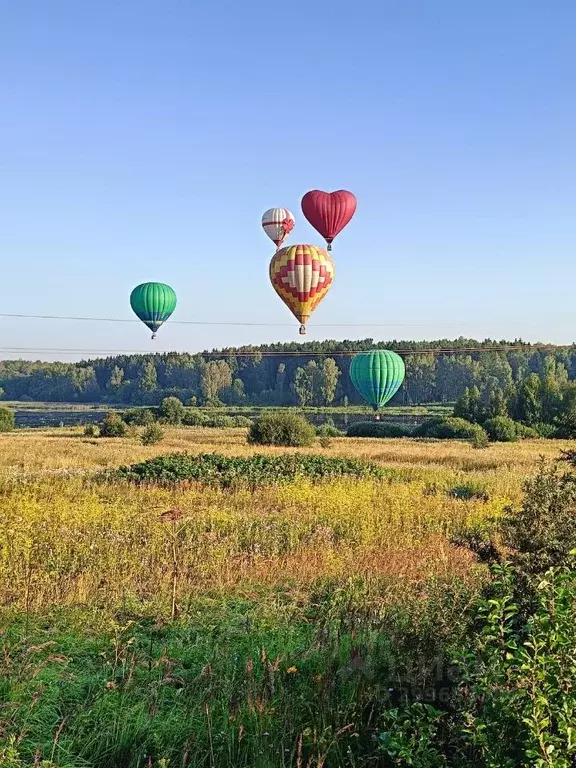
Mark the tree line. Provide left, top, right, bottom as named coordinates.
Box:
left=1, top=337, right=575, bottom=407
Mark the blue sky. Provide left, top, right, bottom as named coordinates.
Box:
left=1, top=0, right=575, bottom=360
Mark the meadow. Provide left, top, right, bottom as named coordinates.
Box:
left=0, top=427, right=569, bottom=767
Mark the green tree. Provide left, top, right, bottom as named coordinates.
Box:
left=107, top=366, right=125, bottom=394
left=140, top=361, right=157, bottom=392
left=515, top=373, right=542, bottom=425
left=0, top=407, right=14, bottom=432
left=319, top=358, right=340, bottom=405
left=159, top=396, right=185, bottom=425
left=200, top=361, right=232, bottom=403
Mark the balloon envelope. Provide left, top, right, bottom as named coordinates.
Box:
left=349, top=350, right=405, bottom=410
left=301, top=190, right=356, bottom=249
left=269, top=244, right=334, bottom=334
left=130, top=282, right=177, bottom=338
left=262, top=207, right=295, bottom=248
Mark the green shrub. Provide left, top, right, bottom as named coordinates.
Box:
left=316, top=423, right=343, bottom=437
left=182, top=409, right=208, bottom=426
left=347, top=421, right=413, bottom=438
left=0, top=406, right=14, bottom=432
left=140, top=423, right=165, bottom=446
left=471, top=429, right=490, bottom=448
left=248, top=412, right=315, bottom=447
left=124, top=408, right=156, bottom=426
left=414, top=417, right=488, bottom=442
left=113, top=451, right=386, bottom=488
left=501, top=461, right=576, bottom=581
left=205, top=414, right=235, bottom=428
left=83, top=423, right=99, bottom=438
left=159, top=396, right=186, bottom=425
left=531, top=421, right=556, bottom=438
left=99, top=411, right=127, bottom=437
left=483, top=415, right=518, bottom=442
left=231, top=415, right=254, bottom=428
left=514, top=422, right=538, bottom=439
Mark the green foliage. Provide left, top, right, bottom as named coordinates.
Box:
left=501, top=461, right=576, bottom=582
left=140, top=422, right=165, bottom=445
left=124, top=407, right=157, bottom=426
left=113, top=451, right=386, bottom=487
left=0, top=406, right=14, bottom=432
left=414, top=417, right=488, bottom=442
left=159, top=396, right=186, bottom=425
left=248, top=412, right=315, bottom=447
left=98, top=411, right=127, bottom=437
left=378, top=704, right=448, bottom=767
left=347, top=421, right=413, bottom=438
left=230, top=415, right=253, bottom=428
left=316, top=422, right=343, bottom=438
left=205, top=414, right=235, bottom=428
left=182, top=408, right=209, bottom=426
left=83, top=423, right=99, bottom=437
left=483, top=415, right=519, bottom=442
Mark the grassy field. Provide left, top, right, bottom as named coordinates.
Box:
left=0, top=427, right=569, bottom=767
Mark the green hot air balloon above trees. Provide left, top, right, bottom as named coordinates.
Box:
left=130, top=282, right=177, bottom=339
left=349, top=350, right=405, bottom=415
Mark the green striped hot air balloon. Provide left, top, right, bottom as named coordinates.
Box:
left=349, top=350, right=405, bottom=414
left=130, top=282, right=177, bottom=339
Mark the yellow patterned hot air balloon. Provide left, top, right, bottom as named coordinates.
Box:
left=269, top=244, right=334, bottom=334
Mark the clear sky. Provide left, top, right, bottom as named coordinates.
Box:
left=1, top=0, right=575, bottom=361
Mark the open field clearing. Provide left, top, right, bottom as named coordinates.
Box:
left=0, top=428, right=572, bottom=767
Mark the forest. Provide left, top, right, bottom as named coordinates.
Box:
left=1, top=337, right=575, bottom=412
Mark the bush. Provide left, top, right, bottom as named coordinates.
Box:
left=483, top=415, right=518, bottom=442
left=231, top=415, right=253, bottom=428
left=99, top=412, right=127, bottom=437
left=347, top=421, right=413, bottom=438
left=205, top=415, right=235, bottom=428
left=182, top=409, right=209, bottom=426
left=483, top=416, right=538, bottom=442
left=414, top=417, right=488, bottom=442
left=514, top=422, right=538, bottom=439
left=140, top=423, right=165, bottom=446
left=0, top=406, right=15, bottom=432
left=248, top=412, right=315, bottom=447
left=83, top=423, right=99, bottom=438
left=159, top=396, right=186, bottom=425
left=532, top=421, right=558, bottom=438
left=113, top=451, right=387, bottom=488
left=316, top=423, right=343, bottom=437
left=124, top=408, right=156, bottom=426
left=501, top=461, right=576, bottom=581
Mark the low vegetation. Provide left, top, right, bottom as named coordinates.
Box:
left=1, top=427, right=575, bottom=766
left=113, top=451, right=387, bottom=487
left=248, top=411, right=316, bottom=447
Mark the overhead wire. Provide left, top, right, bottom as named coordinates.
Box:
left=0, top=344, right=573, bottom=358
left=0, top=312, right=499, bottom=328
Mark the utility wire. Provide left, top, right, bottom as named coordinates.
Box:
left=0, top=344, right=573, bottom=358
left=0, top=312, right=498, bottom=328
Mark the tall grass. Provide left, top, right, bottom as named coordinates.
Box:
left=0, top=428, right=561, bottom=767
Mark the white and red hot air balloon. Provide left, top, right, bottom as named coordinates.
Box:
left=261, top=207, right=295, bottom=249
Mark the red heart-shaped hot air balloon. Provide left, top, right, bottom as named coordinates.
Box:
left=301, top=189, right=357, bottom=250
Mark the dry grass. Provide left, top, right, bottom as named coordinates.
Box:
left=0, top=427, right=565, bottom=614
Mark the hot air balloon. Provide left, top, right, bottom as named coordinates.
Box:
left=262, top=207, right=295, bottom=248
left=301, top=190, right=356, bottom=250
left=269, top=244, right=334, bottom=335
left=349, top=350, right=405, bottom=415
left=130, top=282, right=177, bottom=339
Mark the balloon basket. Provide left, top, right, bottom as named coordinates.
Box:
left=299, top=325, right=306, bottom=335
left=326, top=243, right=332, bottom=251
left=151, top=333, right=156, bottom=340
